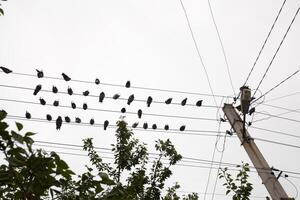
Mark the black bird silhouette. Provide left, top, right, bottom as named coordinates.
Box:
left=75, top=117, right=81, bottom=123
left=143, top=122, right=148, bottom=129
left=62, top=73, right=71, bottom=81
left=179, top=125, right=185, bottom=131
left=99, top=92, right=105, bottom=103
left=181, top=98, right=187, bottom=106
left=83, top=90, right=89, bottom=96
left=65, top=116, right=71, bottom=123
left=71, top=102, right=76, bottom=109
left=39, top=98, right=46, bottom=105
left=53, top=100, right=59, bottom=107
left=104, top=120, right=109, bottom=130
left=83, top=103, right=88, bottom=110
left=165, top=98, right=172, bottom=104
left=127, top=94, right=134, bottom=105
left=121, top=107, right=126, bottom=113
left=196, top=100, right=203, bottom=107
left=46, top=114, right=52, bottom=121
left=90, top=118, right=95, bottom=125
left=147, top=96, right=153, bottom=107
left=137, top=109, right=142, bottom=119
left=56, top=116, right=62, bottom=130
left=25, top=111, right=31, bottom=119
left=0, top=66, right=12, bottom=74
left=33, top=84, right=42, bottom=95
left=52, top=86, right=58, bottom=94
left=95, top=78, right=100, bottom=85
left=164, top=124, right=169, bottom=131
left=125, top=81, right=131, bottom=88
left=112, top=94, right=120, bottom=100
left=36, top=69, right=44, bottom=78
left=67, top=87, right=73, bottom=95
left=152, top=124, right=157, bottom=130
left=132, top=122, right=138, bottom=128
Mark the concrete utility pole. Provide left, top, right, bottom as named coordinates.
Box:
left=223, top=103, right=290, bottom=200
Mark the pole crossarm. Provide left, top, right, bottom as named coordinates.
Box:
left=223, top=104, right=290, bottom=200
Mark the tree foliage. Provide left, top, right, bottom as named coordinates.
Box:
left=0, top=110, right=198, bottom=199
left=218, top=162, right=253, bottom=200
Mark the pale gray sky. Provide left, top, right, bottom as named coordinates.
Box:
left=0, top=0, right=300, bottom=199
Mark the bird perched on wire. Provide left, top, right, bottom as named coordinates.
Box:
left=127, top=94, right=134, bottom=105
left=56, top=116, right=62, bottom=130
left=36, top=69, right=44, bottom=78
left=164, top=124, right=169, bottom=131
left=125, top=81, right=131, bottom=88
left=62, top=73, right=71, bottom=81
left=65, top=116, right=71, bottom=123
left=75, top=117, right=81, bottom=123
left=71, top=102, right=76, bottom=109
left=179, top=125, right=185, bottom=131
left=52, top=86, right=58, bottom=94
left=181, top=98, right=187, bottom=106
left=152, top=124, right=157, bottom=130
left=0, top=66, right=12, bottom=74
left=196, top=100, right=203, bottom=107
left=147, top=96, right=153, bottom=107
left=53, top=100, right=59, bottom=107
left=46, top=114, right=52, bottom=121
left=95, top=78, right=100, bottom=85
left=99, top=92, right=105, bottom=103
left=90, top=118, right=95, bottom=125
left=121, top=107, right=126, bottom=113
left=33, top=84, right=42, bottom=95
left=137, top=109, right=142, bottom=119
left=132, top=122, right=138, bottom=128
left=39, top=98, right=46, bottom=105
left=143, top=122, right=148, bottom=129
left=25, top=111, right=31, bottom=119
left=165, top=98, right=172, bottom=104
left=83, top=103, right=88, bottom=110
left=112, top=94, right=120, bottom=100
left=104, top=120, right=109, bottom=130
left=67, top=87, right=73, bottom=95
left=82, top=90, right=89, bottom=96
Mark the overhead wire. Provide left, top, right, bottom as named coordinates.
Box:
left=207, top=0, right=236, bottom=97
left=250, top=126, right=300, bottom=140
left=252, top=108, right=300, bottom=123
left=243, top=0, right=287, bottom=87
left=0, top=71, right=232, bottom=98
left=255, top=111, right=300, bottom=123
left=252, top=7, right=300, bottom=97
left=179, top=0, right=219, bottom=107
left=263, top=91, right=300, bottom=103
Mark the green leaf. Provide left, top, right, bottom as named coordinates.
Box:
left=25, top=132, right=36, bottom=137
left=11, top=131, right=24, bottom=144
left=15, top=122, right=23, bottom=131
left=0, top=8, right=3, bottom=16
left=0, top=110, right=7, bottom=120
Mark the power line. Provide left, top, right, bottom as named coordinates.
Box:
left=0, top=84, right=220, bottom=108
left=207, top=0, right=236, bottom=96
left=253, top=7, right=300, bottom=97
left=0, top=98, right=219, bottom=122
left=254, top=137, right=300, bottom=150
left=243, top=0, right=287, bottom=86
left=250, top=126, right=300, bottom=139
left=179, top=0, right=219, bottom=108
left=263, top=91, right=300, bottom=103
left=255, top=111, right=300, bottom=123
left=252, top=108, right=300, bottom=123
left=261, top=104, right=300, bottom=114
left=0, top=71, right=233, bottom=98
left=5, top=115, right=225, bottom=137
left=252, top=69, right=300, bottom=104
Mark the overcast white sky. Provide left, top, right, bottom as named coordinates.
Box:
left=1, top=0, right=300, bottom=199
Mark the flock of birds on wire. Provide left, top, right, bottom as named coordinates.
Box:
left=1, top=66, right=204, bottom=132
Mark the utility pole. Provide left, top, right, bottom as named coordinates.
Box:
left=223, top=103, right=290, bottom=200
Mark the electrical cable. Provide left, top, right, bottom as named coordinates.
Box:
left=250, top=126, right=300, bottom=139
left=243, top=0, right=287, bottom=87
left=255, top=111, right=300, bottom=123
left=0, top=71, right=233, bottom=98
left=253, top=8, right=300, bottom=97
left=263, top=91, right=300, bottom=103
left=0, top=98, right=219, bottom=122
left=179, top=0, right=219, bottom=107
left=207, top=0, right=236, bottom=96
left=261, top=104, right=300, bottom=114
left=252, top=108, right=300, bottom=123
left=284, top=177, right=298, bottom=199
